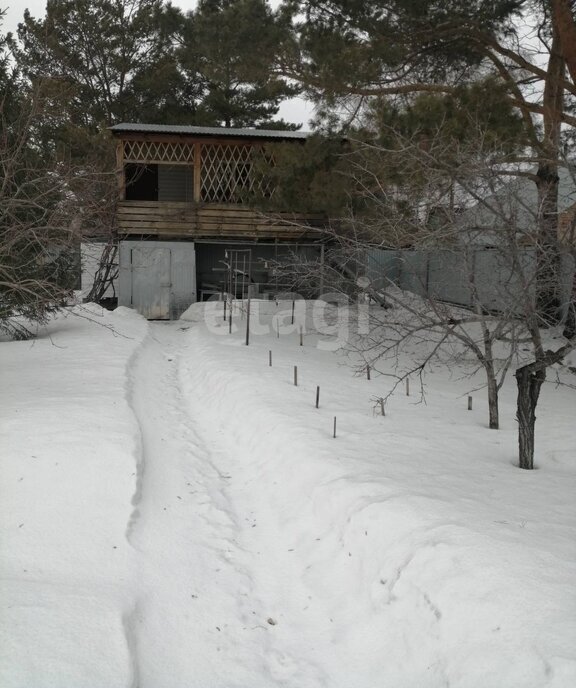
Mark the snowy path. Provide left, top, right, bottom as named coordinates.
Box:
left=126, top=322, right=258, bottom=687
left=125, top=323, right=320, bottom=688
left=2, top=306, right=574, bottom=688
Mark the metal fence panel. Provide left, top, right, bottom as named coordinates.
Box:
left=366, top=250, right=400, bottom=290
left=474, top=249, right=536, bottom=313
left=397, top=251, right=429, bottom=297
left=428, top=250, right=472, bottom=305
left=367, top=247, right=574, bottom=315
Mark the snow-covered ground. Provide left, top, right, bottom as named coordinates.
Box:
left=1, top=300, right=575, bottom=688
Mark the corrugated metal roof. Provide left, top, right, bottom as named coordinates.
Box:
left=109, top=122, right=310, bottom=140
left=458, top=164, right=576, bottom=230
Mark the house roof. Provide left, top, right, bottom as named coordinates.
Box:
left=458, top=164, right=576, bottom=236
left=109, top=123, right=310, bottom=141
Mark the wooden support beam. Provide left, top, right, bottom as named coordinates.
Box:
left=194, top=142, right=202, bottom=202
left=116, top=141, right=125, bottom=201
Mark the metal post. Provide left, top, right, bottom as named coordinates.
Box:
left=320, top=243, right=325, bottom=296
left=228, top=254, right=233, bottom=334
left=274, top=238, right=278, bottom=297
left=233, top=252, right=238, bottom=315
left=245, top=289, right=251, bottom=345
left=241, top=254, right=246, bottom=319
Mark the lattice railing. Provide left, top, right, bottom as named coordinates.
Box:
left=123, top=140, right=195, bottom=164
left=201, top=144, right=274, bottom=203
left=122, top=139, right=278, bottom=201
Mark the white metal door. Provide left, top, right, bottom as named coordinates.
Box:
left=131, top=246, right=171, bottom=319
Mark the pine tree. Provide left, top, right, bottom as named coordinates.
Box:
left=180, top=0, right=299, bottom=128
left=10, top=0, right=197, bottom=133
left=281, top=0, right=576, bottom=326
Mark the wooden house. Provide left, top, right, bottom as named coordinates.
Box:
left=111, top=123, right=326, bottom=319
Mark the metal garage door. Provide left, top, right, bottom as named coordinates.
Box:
left=130, top=246, right=172, bottom=319
left=118, top=241, right=197, bottom=319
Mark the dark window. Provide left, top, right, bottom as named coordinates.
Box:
left=125, top=163, right=194, bottom=202
left=125, top=164, right=158, bottom=201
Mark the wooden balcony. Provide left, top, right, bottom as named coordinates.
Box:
left=117, top=200, right=325, bottom=240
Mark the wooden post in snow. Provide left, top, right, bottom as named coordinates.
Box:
left=294, top=365, right=298, bottom=386
left=315, top=386, right=320, bottom=409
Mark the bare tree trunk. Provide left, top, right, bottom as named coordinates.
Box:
left=486, top=366, right=500, bottom=430
left=86, top=241, right=118, bottom=304
left=564, top=306, right=576, bottom=339
left=479, top=314, right=500, bottom=430
left=515, top=364, right=546, bottom=469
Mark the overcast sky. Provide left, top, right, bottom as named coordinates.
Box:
left=1, top=0, right=313, bottom=126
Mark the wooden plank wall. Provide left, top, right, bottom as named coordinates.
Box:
left=117, top=200, right=323, bottom=240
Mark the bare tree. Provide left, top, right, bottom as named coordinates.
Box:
left=284, top=235, right=520, bottom=433
left=75, top=160, right=120, bottom=306
left=84, top=240, right=119, bottom=305
left=270, top=128, right=575, bottom=469
left=0, top=83, right=118, bottom=338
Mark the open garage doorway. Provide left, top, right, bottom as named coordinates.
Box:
left=194, top=242, right=322, bottom=301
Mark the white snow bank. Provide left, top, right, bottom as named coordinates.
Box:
left=1, top=298, right=573, bottom=688
left=0, top=305, right=148, bottom=688
left=179, top=300, right=576, bottom=688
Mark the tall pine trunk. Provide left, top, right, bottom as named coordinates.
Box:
left=536, top=27, right=564, bottom=326
left=535, top=164, right=561, bottom=325
left=563, top=275, right=576, bottom=339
